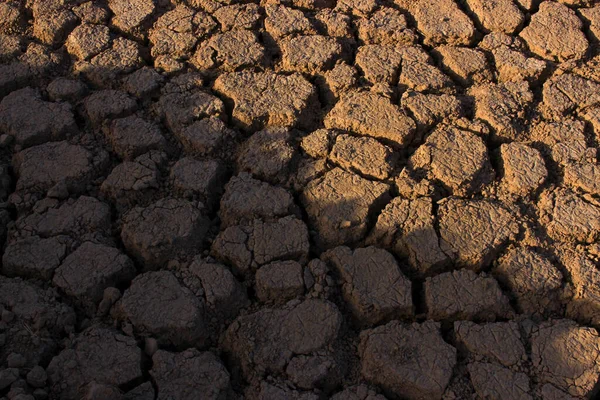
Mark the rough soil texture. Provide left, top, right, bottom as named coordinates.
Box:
left=1, top=1, right=600, bottom=399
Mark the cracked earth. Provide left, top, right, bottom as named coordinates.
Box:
left=1, top=0, right=600, bottom=399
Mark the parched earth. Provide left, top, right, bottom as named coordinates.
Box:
left=2, top=0, right=600, bottom=399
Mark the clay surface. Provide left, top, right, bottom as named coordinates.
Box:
left=1, top=1, right=600, bottom=398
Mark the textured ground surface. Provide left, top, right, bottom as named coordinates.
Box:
left=1, top=0, right=600, bottom=399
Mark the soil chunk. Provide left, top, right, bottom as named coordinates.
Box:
left=113, top=271, right=208, bottom=348
left=301, top=168, right=390, bottom=249
left=219, top=173, right=295, bottom=228
left=2, top=236, right=72, bottom=280
left=491, top=45, right=549, bottom=85
left=0, top=88, right=77, bottom=147
left=329, top=134, right=395, bottom=180
left=223, top=299, right=342, bottom=379
left=500, top=142, right=547, bottom=195
left=367, top=196, right=448, bottom=276
left=159, top=89, right=225, bottom=135
left=542, top=73, right=600, bottom=118
left=468, top=362, right=532, bottom=400
left=433, top=46, right=493, bottom=86
left=214, top=71, right=319, bottom=131
left=0, top=276, right=76, bottom=367
left=399, top=60, right=455, bottom=94
left=396, top=0, right=476, bottom=46
left=13, top=141, right=107, bottom=198
left=402, top=92, right=464, bottom=133
left=84, top=90, right=137, bottom=127
left=494, top=247, right=563, bottom=316
left=213, top=4, right=262, bottom=31
left=15, top=196, right=112, bottom=241
left=255, top=260, right=305, bottom=304
left=280, top=35, right=344, bottom=74
left=559, top=248, right=600, bottom=326
left=463, top=0, right=525, bottom=34
left=212, top=216, right=310, bottom=274
left=107, top=116, right=166, bottom=160
left=538, top=188, right=600, bottom=243
left=406, top=125, right=493, bottom=196
left=151, top=349, right=232, bottom=400
left=322, top=246, right=413, bottom=325
left=531, top=319, right=600, bottom=398
left=66, top=24, right=111, bottom=61
left=47, top=327, right=143, bottom=400
left=359, top=320, right=456, bottom=400
left=324, top=90, right=416, bottom=148
left=176, top=117, right=237, bottom=156
left=170, top=157, right=226, bottom=207
left=108, top=0, right=155, bottom=36
left=52, top=242, right=136, bottom=316
left=357, top=8, right=417, bottom=45
left=455, top=321, right=526, bottom=367
left=193, top=30, right=266, bottom=73
left=438, top=198, right=519, bottom=269
left=520, top=2, right=588, bottom=61
left=265, top=5, right=316, bottom=38
left=425, top=269, right=513, bottom=321
left=188, top=257, right=249, bottom=320
left=149, top=5, right=216, bottom=65
left=101, top=158, right=160, bottom=206
left=121, top=198, right=210, bottom=269
left=236, top=127, right=296, bottom=184
left=471, top=81, right=533, bottom=141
